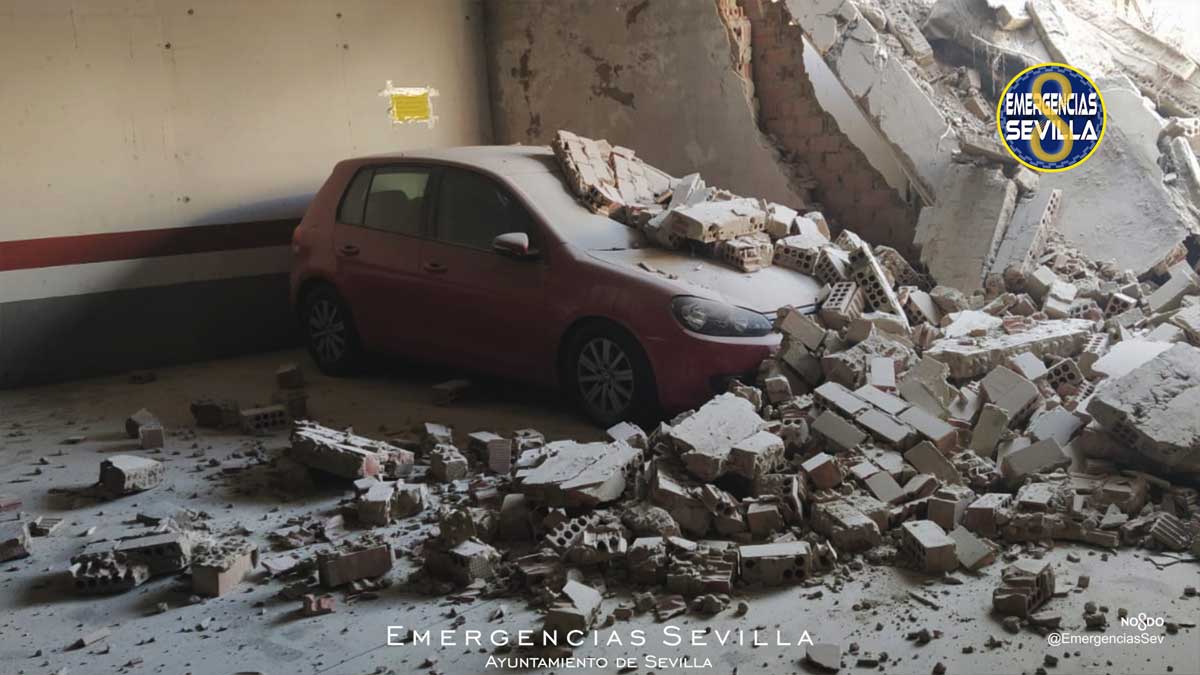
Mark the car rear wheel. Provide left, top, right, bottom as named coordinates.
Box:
left=301, top=285, right=362, bottom=376
left=566, top=323, right=657, bottom=428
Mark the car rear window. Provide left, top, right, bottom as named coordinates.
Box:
left=337, top=168, right=373, bottom=225
left=362, top=167, right=431, bottom=235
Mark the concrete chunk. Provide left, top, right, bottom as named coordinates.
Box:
left=963, top=493, right=1013, bottom=537
left=926, top=319, right=1093, bottom=379
left=426, top=539, right=502, bottom=584
left=812, top=500, right=881, bottom=552
left=728, top=431, right=784, bottom=481
left=1088, top=343, right=1200, bottom=474
left=999, top=438, right=1068, bottom=483
left=853, top=384, right=910, bottom=416
left=868, top=356, right=897, bottom=392
left=290, top=421, right=388, bottom=480
left=125, top=408, right=158, bottom=439
left=1027, top=407, right=1086, bottom=446
left=991, top=189, right=1060, bottom=280
left=855, top=408, right=917, bottom=449
left=317, top=539, right=392, bottom=588
left=949, top=527, right=996, bottom=571
left=668, top=393, right=766, bottom=480
left=812, top=410, right=867, bottom=452
left=821, top=281, right=865, bottom=329
left=993, top=558, right=1054, bottom=617
left=802, top=452, right=842, bottom=490
left=99, top=455, right=164, bottom=495
left=898, top=520, right=957, bottom=573
left=137, top=423, right=165, bottom=450
left=739, top=541, right=813, bottom=585
left=864, top=470, right=905, bottom=505
left=192, top=539, right=258, bottom=597
left=429, top=444, right=469, bottom=482
left=239, top=404, right=289, bottom=435
left=1090, top=339, right=1172, bottom=380
left=904, top=441, right=962, bottom=485
left=357, top=482, right=396, bottom=526
left=1007, top=352, right=1048, bottom=381
left=926, top=486, right=976, bottom=531
left=778, top=309, right=827, bottom=352
left=913, top=164, right=1017, bottom=292
left=515, top=439, right=641, bottom=507
left=0, top=521, right=32, bottom=562
left=814, top=381, right=870, bottom=417
left=897, top=406, right=957, bottom=452
left=1147, top=262, right=1200, bottom=314
left=544, top=579, right=602, bottom=636
left=980, top=366, right=1040, bottom=425
left=190, top=398, right=240, bottom=429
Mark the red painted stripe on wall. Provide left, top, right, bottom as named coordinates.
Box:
left=0, top=219, right=300, bottom=272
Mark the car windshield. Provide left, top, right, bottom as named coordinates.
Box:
left=506, top=170, right=647, bottom=251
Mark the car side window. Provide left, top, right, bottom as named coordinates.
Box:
left=362, top=167, right=431, bottom=235
left=337, top=168, right=373, bottom=225
left=434, top=168, right=537, bottom=251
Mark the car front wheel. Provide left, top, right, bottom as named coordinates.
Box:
left=566, top=324, right=657, bottom=427
left=301, top=285, right=362, bottom=375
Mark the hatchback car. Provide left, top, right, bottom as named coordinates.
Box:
left=290, top=146, right=821, bottom=426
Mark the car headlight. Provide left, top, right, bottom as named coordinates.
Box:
left=670, top=296, right=773, bottom=337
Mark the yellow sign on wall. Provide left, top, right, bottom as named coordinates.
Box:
left=389, top=92, right=431, bottom=123
left=379, top=82, right=438, bottom=127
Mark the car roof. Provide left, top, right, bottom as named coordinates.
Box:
left=353, top=145, right=558, bottom=177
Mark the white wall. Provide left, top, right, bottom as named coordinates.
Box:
left=0, top=0, right=493, bottom=386
left=0, top=0, right=492, bottom=243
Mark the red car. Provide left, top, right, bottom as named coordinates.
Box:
left=290, top=146, right=821, bottom=426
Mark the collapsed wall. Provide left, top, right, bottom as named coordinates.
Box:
left=487, top=0, right=1200, bottom=290
left=484, top=0, right=919, bottom=251
left=777, top=0, right=1200, bottom=287
left=484, top=0, right=811, bottom=209
left=738, top=0, right=923, bottom=255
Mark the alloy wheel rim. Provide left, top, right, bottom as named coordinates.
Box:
left=577, top=337, right=634, bottom=418
left=309, top=299, right=346, bottom=364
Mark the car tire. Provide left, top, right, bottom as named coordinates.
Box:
left=301, top=284, right=362, bottom=376
left=565, top=322, right=658, bottom=428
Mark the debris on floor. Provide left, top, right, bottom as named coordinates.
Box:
left=98, top=455, right=164, bottom=496
left=0, top=520, right=32, bottom=562
left=191, top=539, right=259, bottom=597
left=8, top=31, right=1200, bottom=669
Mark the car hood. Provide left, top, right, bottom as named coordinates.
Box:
left=587, top=248, right=822, bottom=315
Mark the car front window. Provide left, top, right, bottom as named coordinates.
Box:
left=434, top=168, right=538, bottom=250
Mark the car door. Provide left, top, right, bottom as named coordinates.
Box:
left=331, top=164, right=432, bottom=355
left=417, top=166, right=549, bottom=377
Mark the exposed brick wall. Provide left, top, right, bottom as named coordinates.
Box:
left=737, top=0, right=921, bottom=256
left=713, top=0, right=821, bottom=210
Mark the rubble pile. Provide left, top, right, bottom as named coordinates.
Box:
left=17, top=131, right=1195, bottom=661
left=553, top=129, right=840, bottom=274
left=190, top=361, right=311, bottom=435
left=773, top=0, right=1200, bottom=290
left=284, top=127, right=1200, bottom=653
left=10, top=121, right=1200, bottom=666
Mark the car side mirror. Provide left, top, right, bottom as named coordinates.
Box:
left=492, top=232, right=537, bottom=259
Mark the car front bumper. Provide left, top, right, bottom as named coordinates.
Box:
left=642, top=329, right=781, bottom=415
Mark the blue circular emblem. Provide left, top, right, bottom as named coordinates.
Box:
left=996, top=63, right=1106, bottom=172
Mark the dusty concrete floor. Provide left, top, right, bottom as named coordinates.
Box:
left=0, top=349, right=1197, bottom=675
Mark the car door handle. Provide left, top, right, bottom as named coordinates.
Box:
left=423, top=261, right=447, bottom=274
left=338, top=244, right=360, bottom=257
